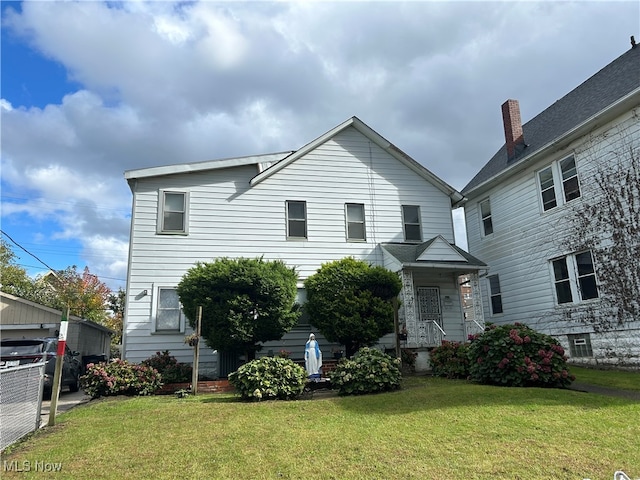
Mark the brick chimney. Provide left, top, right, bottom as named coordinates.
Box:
left=501, top=99, right=525, bottom=161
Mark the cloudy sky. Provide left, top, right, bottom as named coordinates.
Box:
left=1, top=0, right=638, bottom=290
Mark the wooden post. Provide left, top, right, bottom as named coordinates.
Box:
left=191, top=306, right=202, bottom=395
left=393, top=297, right=400, bottom=359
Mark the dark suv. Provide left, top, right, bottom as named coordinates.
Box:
left=0, top=338, right=82, bottom=397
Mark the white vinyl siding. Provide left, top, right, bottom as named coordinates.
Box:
left=345, top=203, right=366, bottom=241
left=158, top=190, right=188, bottom=234
left=125, top=126, right=459, bottom=362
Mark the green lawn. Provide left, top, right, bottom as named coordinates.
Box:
left=2, top=376, right=639, bottom=479
left=571, top=365, right=640, bottom=392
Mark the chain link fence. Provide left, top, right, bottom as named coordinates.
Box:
left=0, top=362, right=45, bottom=451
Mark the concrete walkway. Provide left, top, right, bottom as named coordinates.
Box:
left=569, top=382, right=640, bottom=401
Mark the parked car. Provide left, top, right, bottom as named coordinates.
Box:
left=0, top=338, right=82, bottom=397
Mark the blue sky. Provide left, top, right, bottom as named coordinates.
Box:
left=1, top=0, right=639, bottom=291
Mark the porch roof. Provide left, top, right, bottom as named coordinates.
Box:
left=380, top=237, right=487, bottom=272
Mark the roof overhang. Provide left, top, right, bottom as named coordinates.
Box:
left=124, top=152, right=293, bottom=183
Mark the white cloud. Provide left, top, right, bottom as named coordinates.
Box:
left=1, top=0, right=638, bottom=288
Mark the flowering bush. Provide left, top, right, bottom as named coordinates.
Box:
left=80, top=359, right=162, bottom=398
left=467, top=323, right=575, bottom=388
left=228, top=356, right=307, bottom=401
left=141, top=350, right=192, bottom=384
left=429, top=341, right=470, bottom=379
left=330, top=347, right=401, bottom=396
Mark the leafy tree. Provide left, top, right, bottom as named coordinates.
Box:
left=177, top=257, right=300, bottom=360
left=104, top=288, right=126, bottom=345
left=304, top=257, right=402, bottom=357
left=0, top=240, right=33, bottom=297
left=44, top=266, right=111, bottom=322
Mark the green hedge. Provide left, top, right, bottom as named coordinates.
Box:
left=330, top=347, right=401, bottom=396
left=228, top=356, right=307, bottom=401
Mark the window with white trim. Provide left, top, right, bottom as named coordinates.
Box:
left=402, top=205, right=422, bottom=242
left=479, top=199, right=493, bottom=236
left=158, top=190, right=188, bottom=234
left=345, top=203, right=366, bottom=241
left=551, top=250, right=598, bottom=305
left=152, top=287, right=185, bottom=333
left=537, top=155, right=580, bottom=212
left=286, top=201, right=307, bottom=239
left=487, top=274, right=503, bottom=315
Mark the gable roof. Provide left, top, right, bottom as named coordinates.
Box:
left=381, top=237, right=487, bottom=272
left=250, top=116, right=464, bottom=204
left=461, top=45, right=640, bottom=198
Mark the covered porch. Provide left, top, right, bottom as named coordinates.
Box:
left=380, top=236, right=487, bottom=362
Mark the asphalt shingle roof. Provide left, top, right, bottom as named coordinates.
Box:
left=381, top=239, right=487, bottom=267
left=462, top=45, right=640, bottom=195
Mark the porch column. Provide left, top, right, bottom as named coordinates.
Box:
left=398, top=270, right=417, bottom=345
left=471, top=273, right=485, bottom=326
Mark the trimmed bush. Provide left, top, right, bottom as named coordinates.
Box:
left=430, top=341, right=470, bottom=379
left=330, top=347, right=401, bottom=396
left=81, top=359, right=162, bottom=398
left=467, top=323, right=575, bottom=388
left=228, top=356, right=307, bottom=401
left=142, top=350, right=192, bottom=384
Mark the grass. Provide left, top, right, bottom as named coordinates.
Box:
left=571, top=365, right=640, bottom=392
left=1, top=375, right=639, bottom=479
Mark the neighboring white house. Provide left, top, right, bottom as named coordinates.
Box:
left=123, top=116, right=486, bottom=376
left=460, top=43, right=640, bottom=368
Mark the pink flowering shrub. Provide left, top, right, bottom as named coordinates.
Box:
left=429, top=341, right=470, bottom=379
left=81, top=358, right=163, bottom=398
left=467, top=323, right=575, bottom=388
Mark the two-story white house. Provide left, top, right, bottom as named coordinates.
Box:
left=460, top=43, right=640, bottom=367
left=123, top=116, right=486, bottom=376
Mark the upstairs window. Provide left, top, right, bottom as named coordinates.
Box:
left=479, top=199, right=493, bottom=236
left=487, top=275, right=503, bottom=315
left=286, top=201, right=307, bottom=239
left=550, top=250, right=598, bottom=305
left=158, top=191, right=188, bottom=234
left=538, top=167, right=557, bottom=211
left=402, top=205, right=422, bottom=242
left=560, top=156, right=581, bottom=202
left=537, top=155, right=580, bottom=212
left=345, top=203, right=366, bottom=241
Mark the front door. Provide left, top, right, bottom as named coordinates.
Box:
left=416, top=287, right=443, bottom=346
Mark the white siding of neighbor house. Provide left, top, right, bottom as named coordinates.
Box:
left=125, top=127, right=457, bottom=365
left=465, top=107, right=640, bottom=367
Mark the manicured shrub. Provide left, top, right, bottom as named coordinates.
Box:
left=228, top=356, right=307, bottom=401
left=142, top=350, right=192, bottom=384
left=330, top=347, right=401, bottom=396
left=429, top=341, right=470, bottom=379
left=467, top=323, right=575, bottom=388
left=81, top=359, right=162, bottom=398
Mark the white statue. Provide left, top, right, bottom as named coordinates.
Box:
left=304, top=333, right=323, bottom=379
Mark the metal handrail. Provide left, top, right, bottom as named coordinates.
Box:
left=471, top=319, right=484, bottom=330
left=431, top=321, right=446, bottom=337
